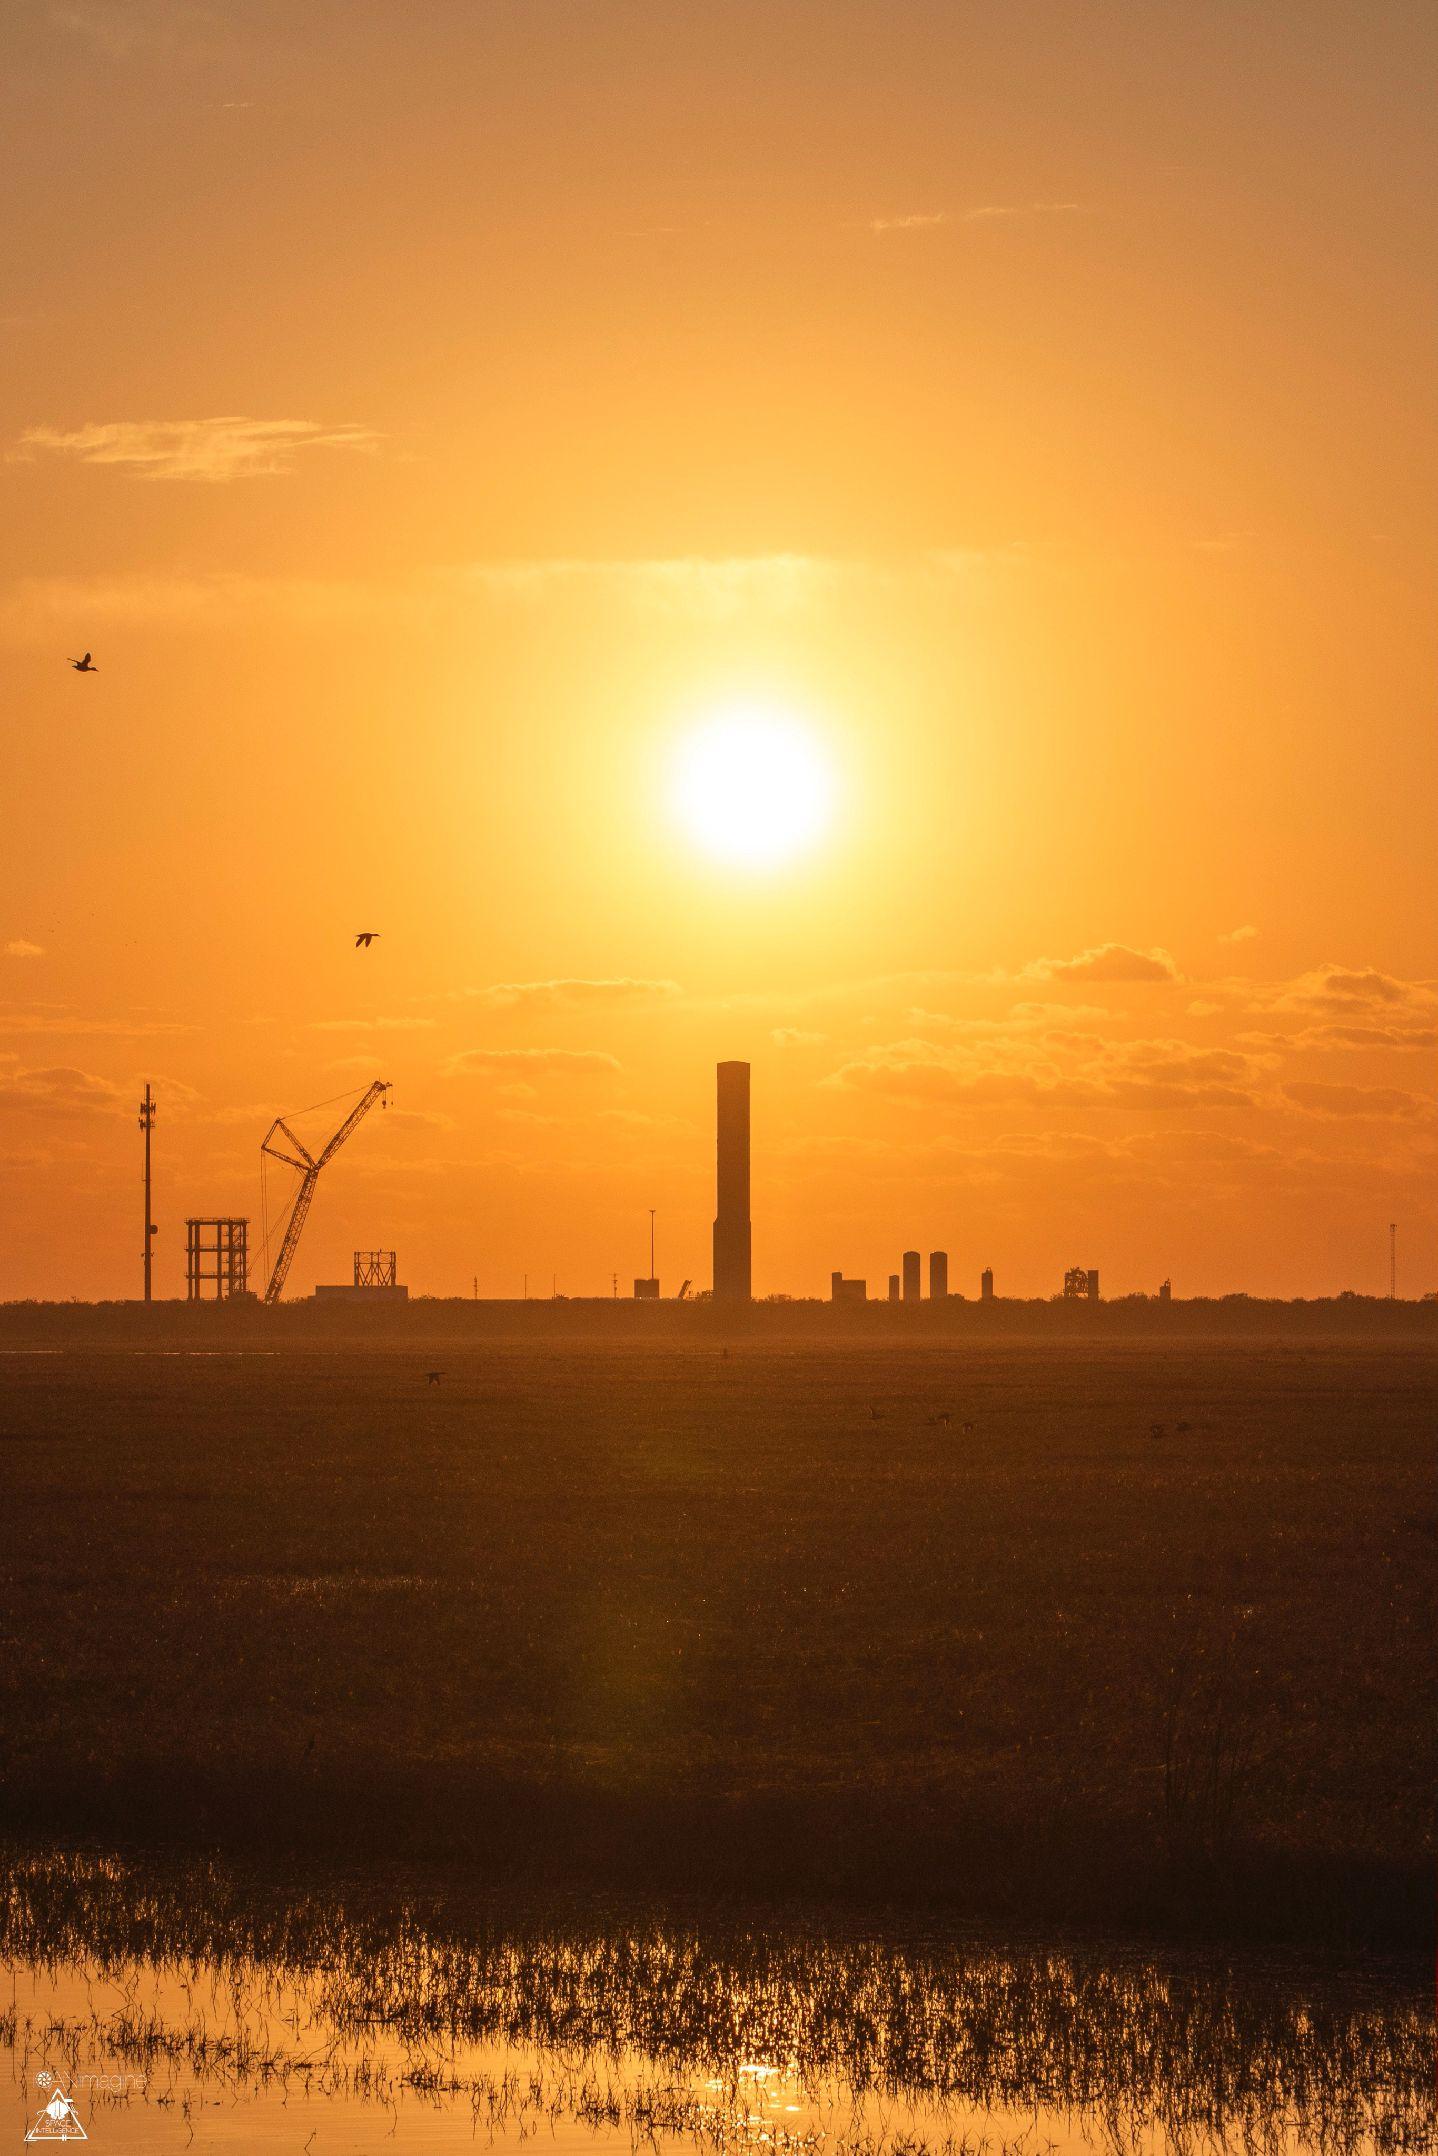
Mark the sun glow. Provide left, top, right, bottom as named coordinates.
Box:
left=670, top=704, right=836, bottom=869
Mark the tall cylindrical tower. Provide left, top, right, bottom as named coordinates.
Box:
left=713, top=1060, right=752, bottom=1302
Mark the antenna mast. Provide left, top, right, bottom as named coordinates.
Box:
left=139, top=1084, right=156, bottom=1302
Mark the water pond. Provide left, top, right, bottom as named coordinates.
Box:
left=1, top=1851, right=1428, bottom=2156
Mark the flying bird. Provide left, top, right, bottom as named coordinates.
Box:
left=69, top=652, right=97, bottom=672
left=354, top=932, right=380, bottom=948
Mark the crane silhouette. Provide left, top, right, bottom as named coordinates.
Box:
left=260, top=1081, right=390, bottom=1302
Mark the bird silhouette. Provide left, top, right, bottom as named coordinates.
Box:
left=354, top=932, right=380, bottom=948
left=426, top=1370, right=443, bottom=1386
left=69, top=652, right=97, bottom=672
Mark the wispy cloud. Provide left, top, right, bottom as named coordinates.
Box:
left=49, top=2, right=222, bottom=59
left=309, top=1016, right=437, bottom=1033
left=828, top=1033, right=1258, bottom=1112
left=866, top=203, right=1084, bottom=236
left=1287, top=1021, right=1438, bottom=1052
left=961, top=201, right=1085, bottom=224
left=0, top=1058, right=126, bottom=1115
left=1219, top=924, right=1258, bottom=945
left=15, top=416, right=380, bottom=482
left=0, top=549, right=1003, bottom=643
left=461, top=977, right=680, bottom=1011
left=0, top=572, right=395, bottom=637
left=1273, top=965, right=1437, bottom=1017
left=448, top=552, right=853, bottom=620
left=1283, top=1080, right=1427, bottom=1120
left=0, top=1006, right=190, bottom=1038
left=867, top=212, right=948, bottom=236
left=441, top=1048, right=621, bottom=1078
left=4, top=940, right=43, bottom=959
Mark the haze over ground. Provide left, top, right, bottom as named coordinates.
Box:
left=2, top=1, right=1435, bottom=1300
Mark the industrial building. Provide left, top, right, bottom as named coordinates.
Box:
left=980, top=1266, right=994, bottom=1301
left=830, top=1272, right=866, bottom=1303
left=712, top=1060, right=752, bottom=1302
left=633, top=1276, right=660, bottom=1299
left=316, top=1250, right=409, bottom=1302
left=1063, top=1266, right=1100, bottom=1300
left=902, top=1250, right=921, bottom=1302
left=929, top=1250, right=948, bottom=1300
left=887, top=1273, right=900, bottom=1302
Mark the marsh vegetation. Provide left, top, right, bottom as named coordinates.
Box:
left=0, top=1340, right=1430, bottom=1941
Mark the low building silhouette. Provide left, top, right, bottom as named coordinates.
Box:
left=830, top=1272, right=866, bottom=1304
left=317, top=1249, right=408, bottom=1302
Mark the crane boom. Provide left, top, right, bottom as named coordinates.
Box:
left=261, top=1080, right=390, bottom=1303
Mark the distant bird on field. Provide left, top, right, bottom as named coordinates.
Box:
left=869, top=1404, right=882, bottom=1422
left=961, top=1420, right=974, bottom=1435
left=926, top=1410, right=951, bottom=1426
left=354, top=931, right=380, bottom=948
left=1150, top=1422, right=1166, bottom=1440
left=426, top=1370, right=443, bottom=1385
left=69, top=651, right=97, bottom=672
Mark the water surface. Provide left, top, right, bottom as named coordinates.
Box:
left=2, top=1852, right=1428, bottom=2155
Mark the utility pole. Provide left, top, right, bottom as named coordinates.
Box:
left=1390, top=1222, right=1397, bottom=1301
left=139, top=1084, right=156, bottom=1302
left=649, top=1207, right=656, bottom=1282
left=472, top=1274, right=478, bottom=1301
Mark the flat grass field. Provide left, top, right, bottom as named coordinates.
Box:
left=1, top=1340, right=1431, bottom=1944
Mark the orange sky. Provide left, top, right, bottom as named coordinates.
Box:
left=2, top=0, right=1435, bottom=1301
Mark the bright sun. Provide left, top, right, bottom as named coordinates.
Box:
left=670, top=703, right=836, bottom=869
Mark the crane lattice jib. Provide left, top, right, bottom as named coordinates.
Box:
left=260, top=1081, right=391, bottom=1303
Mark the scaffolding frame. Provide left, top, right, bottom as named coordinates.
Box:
left=353, top=1249, right=397, bottom=1288
left=186, top=1217, right=249, bottom=1301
